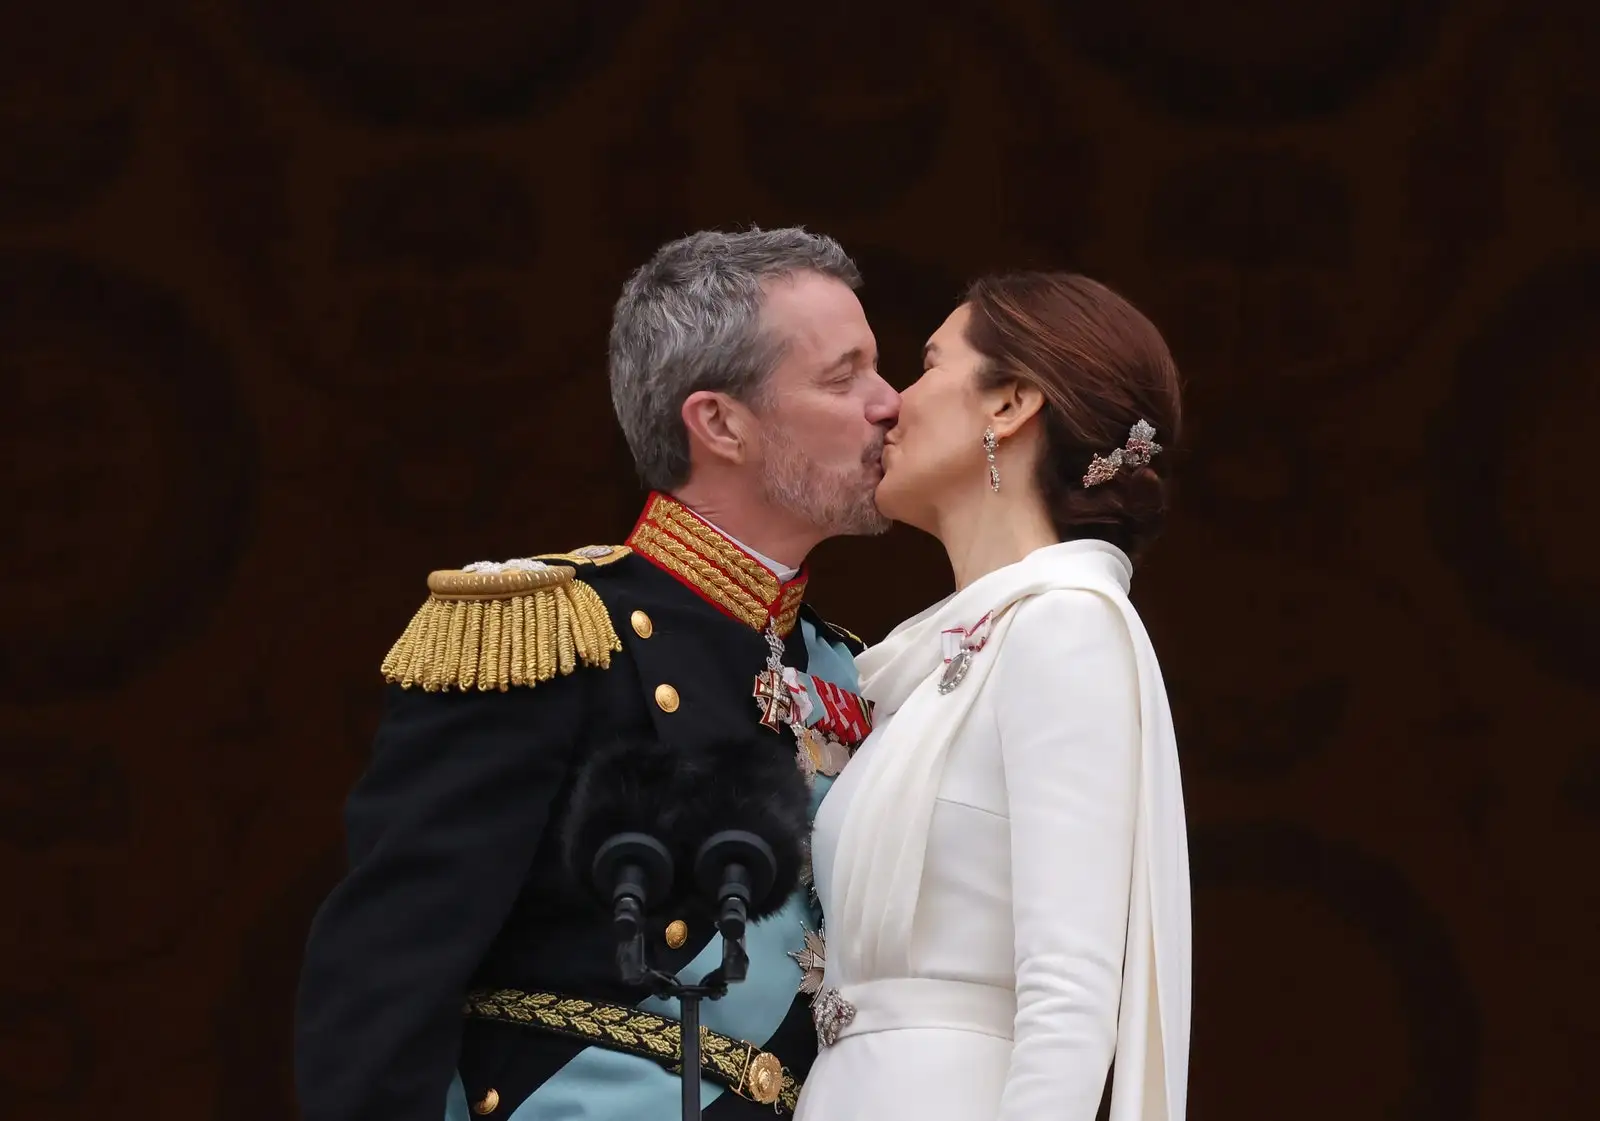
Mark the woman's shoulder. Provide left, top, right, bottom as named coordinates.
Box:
left=998, top=586, right=1135, bottom=661
left=1011, top=585, right=1128, bottom=628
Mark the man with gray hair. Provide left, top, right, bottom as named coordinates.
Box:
left=296, top=227, right=899, bottom=1121
left=611, top=227, right=896, bottom=549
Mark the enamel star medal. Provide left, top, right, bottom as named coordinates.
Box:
left=790, top=926, right=857, bottom=1045
left=789, top=925, right=828, bottom=995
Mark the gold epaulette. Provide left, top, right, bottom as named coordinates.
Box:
left=380, top=558, right=623, bottom=692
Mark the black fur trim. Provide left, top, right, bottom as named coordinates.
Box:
left=559, top=736, right=810, bottom=920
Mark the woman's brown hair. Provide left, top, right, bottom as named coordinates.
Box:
left=965, top=272, right=1182, bottom=559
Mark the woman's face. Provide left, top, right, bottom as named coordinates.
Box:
left=875, top=303, right=990, bottom=531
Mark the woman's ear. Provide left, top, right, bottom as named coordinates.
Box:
left=681, top=389, right=754, bottom=465
left=986, top=378, right=1046, bottom=440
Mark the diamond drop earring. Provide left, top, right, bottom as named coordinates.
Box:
left=983, top=427, right=1000, bottom=492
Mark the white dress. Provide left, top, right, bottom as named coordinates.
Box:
left=794, top=541, right=1189, bottom=1121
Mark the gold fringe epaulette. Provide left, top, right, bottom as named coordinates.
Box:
left=380, top=559, right=622, bottom=692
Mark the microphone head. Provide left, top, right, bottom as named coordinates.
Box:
left=559, top=734, right=811, bottom=920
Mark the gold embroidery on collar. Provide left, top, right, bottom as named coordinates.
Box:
left=653, top=499, right=778, bottom=603
left=776, top=583, right=805, bottom=635
left=627, top=494, right=808, bottom=636
left=630, top=523, right=771, bottom=629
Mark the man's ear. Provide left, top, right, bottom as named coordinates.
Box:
left=987, top=378, right=1046, bottom=440
left=682, top=389, right=754, bottom=465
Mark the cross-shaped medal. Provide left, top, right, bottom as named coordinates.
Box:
left=753, top=619, right=794, bottom=731
left=753, top=667, right=792, bottom=730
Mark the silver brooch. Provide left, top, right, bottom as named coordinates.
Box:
left=936, top=612, right=993, bottom=694
left=937, top=649, right=974, bottom=695
left=811, top=985, right=856, bottom=1047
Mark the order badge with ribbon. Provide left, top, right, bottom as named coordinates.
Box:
left=753, top=620, right=872, bottom=781
left=937, top=611, right=993, bottom=695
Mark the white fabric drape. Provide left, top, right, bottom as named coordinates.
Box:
left=830, top=540, right=1191, bottom=1121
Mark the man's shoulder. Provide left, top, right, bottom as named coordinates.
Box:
left=799, top=604, right=869, bottom=655
left=529, top=544, right=634, bottom=571
left=378, top=546, right=635, bottom=694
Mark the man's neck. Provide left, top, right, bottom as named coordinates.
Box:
left=668, top=484, right=817, bottom=572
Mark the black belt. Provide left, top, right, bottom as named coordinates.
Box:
left=464, top=988, right=801, bottom=1114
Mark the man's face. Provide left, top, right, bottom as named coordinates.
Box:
left=752, top=273, right=901, bottom=536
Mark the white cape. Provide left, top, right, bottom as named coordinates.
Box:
left=831, top=540, right=1191, bottom=1121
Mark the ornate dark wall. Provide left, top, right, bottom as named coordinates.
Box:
left=3, top=2, right=1595, bottom=1118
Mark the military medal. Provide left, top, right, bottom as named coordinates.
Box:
left=753, top=619, right=872, bottom=782
left=753, top=620, right=797, bottom=730
left=752, top=667, right=793, bottom=730
left=790, top=924, right=857, bottom=1051
left=796, top=725, right=852, bottom=778
left=789, top=925, right=828, bottom=995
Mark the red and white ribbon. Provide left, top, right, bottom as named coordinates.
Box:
left=939, top=611, right=994, bottom=664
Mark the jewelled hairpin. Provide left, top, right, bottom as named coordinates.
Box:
left=1083, top=419, right=1162, bottom=488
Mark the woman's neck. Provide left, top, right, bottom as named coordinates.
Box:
left=934, top=488, right=1059, bottom=591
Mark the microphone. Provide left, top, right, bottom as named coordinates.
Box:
left=695, top=830, right=776, bottom=946
left=560, top=737, right=686, bottom=980
left=559, top=734, right=811, bottom=980
left=591, top=832, right=673, bottom=944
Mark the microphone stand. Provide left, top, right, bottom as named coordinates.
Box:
left=621, top=942, right=747, bottom=1121
left=605, top=829, right=774, bottom=1121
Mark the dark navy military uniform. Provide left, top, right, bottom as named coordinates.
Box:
left=295, top=493, right=871, bottom=1121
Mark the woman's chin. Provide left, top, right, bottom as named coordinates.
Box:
left=873, top=467, right=909, bottom=522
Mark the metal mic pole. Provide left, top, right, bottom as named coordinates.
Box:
left=681, top=990, right=702, bottom=1121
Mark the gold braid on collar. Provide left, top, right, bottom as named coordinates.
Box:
left=626, top=493, right=807, bottom=636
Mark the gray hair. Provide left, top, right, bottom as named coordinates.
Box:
left=608, top=226, right=863, bottom=491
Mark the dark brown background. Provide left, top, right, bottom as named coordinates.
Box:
left=4, top=2, right=1597, bottom=1118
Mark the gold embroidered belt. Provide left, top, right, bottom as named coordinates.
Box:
left=464, top=988, right=801, bottom=1114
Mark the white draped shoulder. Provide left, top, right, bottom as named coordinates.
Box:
left=826, top=540, right=1191, bottom=1121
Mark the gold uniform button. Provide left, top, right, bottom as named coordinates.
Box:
left=630, top=610, right=654, bottom=639
left=654, top=684, right=680, bottom=712
left=664, top=919, right=688, bottom=948
left=472, top=1088, right=500, bottom=1115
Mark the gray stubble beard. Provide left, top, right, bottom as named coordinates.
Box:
left=758, top=428, right=890, bottom=538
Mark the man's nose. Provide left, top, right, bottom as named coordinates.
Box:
left=866, top=374, right=900, bottom=427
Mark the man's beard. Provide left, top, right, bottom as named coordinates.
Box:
left=758, top=427, right=890, bottom=537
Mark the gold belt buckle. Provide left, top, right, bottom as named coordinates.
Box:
left=733, top=1041, right=785, bottom=1106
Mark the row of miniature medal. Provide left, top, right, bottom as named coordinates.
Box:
left=751, top=620, right=856, bottom=781
left=749, top=619, right=862, bottom=1047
